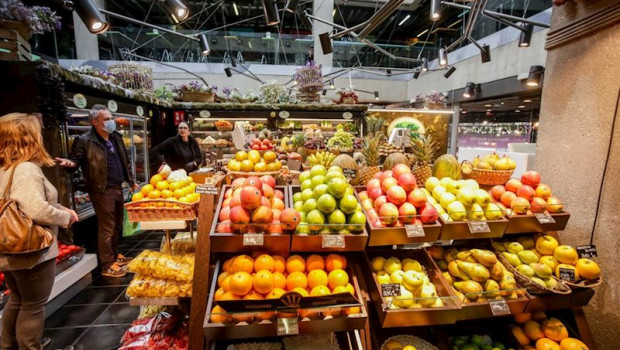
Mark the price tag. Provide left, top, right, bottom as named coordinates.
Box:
left=381, top=283, right=401, bottom=297
left=199, top=110, right=210, bottom=118
left=279, top=111, right=290, bottom=119
left=136, top=106, right=144, bottom=116
left=342, top=112, right=353, bottom=120
left=405, top=224, right=425, bottom=238
left=277, top=318, right=299, bottom=336
left=343, top=168, right=356, bottom=180
left=195, top=185, right=218, bottom=195
left=107, top=100, right=118, bottom=113
left=322, top=235, right=345, bottom=248
left=243, top=233, right=264, bottom=246
left=535, top=213, right=556, bottom=224
left=73, top=94, right=87, bottom=108
left=577, top=245, right=597, bottom=258
left=558, top=267, right=576, bottom=282
left=489, top=300, right=511, bottom=316
left=468, top=221, right=490, bottom=233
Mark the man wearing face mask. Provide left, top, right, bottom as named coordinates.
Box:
left=55, top=105, right=138, bottom=277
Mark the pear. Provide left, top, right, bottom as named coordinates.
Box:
left=485, top=203, right=505, bottom=220
left=530, top=262, right=553, bottom=279
left=517, top=236, right=536, bottom=250
left=502, top=252, right=522, bottom=267
left=472, top=156, right=481, bottom=168
left=453, top=280, right=483, bottom=300
left=402, top=270, right=424, bottom=291
left=470, top=249, right=498, bottom=268
left=478, top=160, right=492, bottom=170
left=456, top=251, right=477, bottom=263
left=448, top=260, right=470, bottom=281
left=517, top=250, right=540, bottom=264
left=515, top=264, right=535, bottom=278
left=468, top=203, right=486, bottom=221
left=432, top=298, right=446, bottom=308
left=500, top=273, right=517, bottom=291
left=505, top=242, right=525, bottom=254
left=444, top=247, right=459, bottom=263
left=419, top=283, right=438, bottom=307
left=457, top=188, right=476, bottom=207
left=447, top=201, right=467, bottom=221
left=490, top=261, right=505, bottom=281
left=392, top=286, right=414, bottom=309
left=402, top=259, right=423, bottom=272
left=544, top=277, right=558, bottom=289
left=474, top=189, right=492, bottom=207
left=456, top=260, right=491, bottom=282
left=484, top=279, right=500, bottom=298
left=436, top=259, right=448, bottom=271
left=442, top=271, right=454, bottom=285
left=453, top=289, right=467, bottom=303
left=530, top=277, right=547, bottom=288
left=492, top=241, right=507, bottom=252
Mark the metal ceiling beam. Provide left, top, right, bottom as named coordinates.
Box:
left=441, top=1, right=551, bottom=29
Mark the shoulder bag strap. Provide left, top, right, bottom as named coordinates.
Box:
left=1, top=165, right=18, bottom=201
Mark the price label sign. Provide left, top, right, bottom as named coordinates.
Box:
left=195, top=185, right=218, bottom=195
left=558, top=267, right=577, bottom=282
left=343, top=168, right=356, bottom=181
left=468, top=221, right=490, bottom=233
left=381, top=283, right=401, bottom=297
left=577, top=245, right=598, bottom=258
left=535, top=213, right=556, bottom=224
left=405, top=224, right=425, bottom=238
left=489, top=300, right=511, bottom=316
left=243, top=233, right=264, bottom=246
left=277, top=318, right=299, bottom=336
left=322, top=235, right=345, bottom=248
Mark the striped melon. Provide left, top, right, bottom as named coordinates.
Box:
left=432, top=154, right=461, bottom=179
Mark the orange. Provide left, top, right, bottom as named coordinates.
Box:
left=273, top=255, right=286, bottom=273
left=286, top=255, right=306, bottom=274
left=325, top=254, right=347, bottom=272
left=219, top=291, right=239, bottom=301
left=345, top=283, right=355, bottom=295
left=310, top=285, right=330, bottom=296
left=217, top=271, right=229, bottom=288
left=514, top=312, right=533, bottom=324
left=169, top=181, right=182, bottom=191
left=254, top=254, right=275, bottom=272
left=243, top=290, right=264, bottom=300
left=223, top=258, right=234, bottom=272
left=536, top=338, right=560, bottom=350
left=214, top=287, right=226, bottom=301
left=524, top=320, right=545, bottom=340
left=266, top=288, right=286, bottom=299
left=173, top=189, right=185, bottom=199
left=210, top=305, right=232, bottom=324
left=229, top=271, right=253, bottom=296
left=327, top=269, right=349, bottom=290
left=292, top=287, right=309, bottom=297
left=253, top=270, right=275, bottom=294
left=559, top=338, right=589, bottom=350
left=248, top=150, right=261, bottom=164
left=160, top=189, right=173, bottom=199
left=298, top=308, right=320, bottom=318
left=140, top=184, right=154, bottom=196
left=232, top=255, right=255, bottom=273
left=307, top=269, right=328, bottom=289
left=221, top=275, right=231, bottom=291
left=232, top=313, right=254, bottom=323
left=542, top=318, right=569, bottom=342
left=273, top=272, right=287, bottom=289
left=306, top=254, right=325, bottom=271
left=256, top=311, right=276, bottom=321
left=155, top=180, right=169, bottom=191
left=342, top=306, right=361, bottom=315
left=150, top=174, right=163, bottom=187
left=131, top=192, right=144, bottom=202
left=322, top=308, right=341, bottom=317
left=286, top=271, right=308, bottom=290
left=532, top=311, right=548, bottom=321
left=148, top=190, right=161, bottom=199
left=331, top=286, right=349, bottom=294
left=263, top=151, right=277, bottom=163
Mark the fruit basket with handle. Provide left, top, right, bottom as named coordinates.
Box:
left=461, top=161, right=514, bottom=185
left=124, top=199, right=198, bottom=222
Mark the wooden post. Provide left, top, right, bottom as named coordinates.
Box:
left=188, top=176, right=221, bottom=350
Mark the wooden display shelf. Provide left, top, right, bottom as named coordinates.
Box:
left=129, top=297, right=191, bottom=306
left=438, top=216, right=509, bottom=240
left=504, top=212, right=570, bottom=234
left=364, top=250, right=461, bottom=328
left=525, top=285, right=595, bottom=312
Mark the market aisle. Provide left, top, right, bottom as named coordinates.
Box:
left=43, top=232, right=162, bottom=350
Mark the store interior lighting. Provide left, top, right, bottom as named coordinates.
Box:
left=74, top=0, right=109, bottom=34
left=165, top=0, right=189, bottom=21
left=262, top=0, right=280, bottom=26
left=444, top=66, right=456, bottom=79
left=519, top=24, right=534, bottom=47
left=438, top=48, right=448, bottom=66
left=463, top=82, right=476, bottom=99
left=430, top=0, right=441, bottom=20
left=198, top=34, right=210, bottom=56
left=319, top=33, right=333, bottom=54
left=527, top=65, right=544, bottom=87
left=422, top=58, right=429, bottom=72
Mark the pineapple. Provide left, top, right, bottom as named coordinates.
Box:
left=365, top=116, right=386, bottom=135
left=359, top=133, right=383, bottom=184
left=411, top=134, right=437, bottom=187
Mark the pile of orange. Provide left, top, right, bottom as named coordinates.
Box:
left=512, top=311, right=590, bottom=350
left=131, top=173, right=199, bottom=206
left=210, top=253, right=361, bottom=324
left=227, top=150, right=282, bottom=173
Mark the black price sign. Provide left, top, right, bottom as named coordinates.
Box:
left=277, top=318, right=299, bottom=336
left=243, top=233, right=264, bottom=246
left=195, top=185, right=218, bottom=195
left=405, top=224, right=425, bottom=238
left=489, top=300, right=511, bottom=316
left=577, top=245, right=597, bottom=258
left=535, top=213, right=556, bottom=224
left=381, top=283, right=401, bottom=297
left=343, top=168, right=356, bottom=180
left=322, top=235, right=345, bottom=248
left=558, top=267, right=577, bottom=282
left=468, top=221, right=490, bottom=233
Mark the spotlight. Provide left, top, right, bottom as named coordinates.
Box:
left=519, top=24, right=533, bottom=47
left=444, top=66, right=456, bottom=79
left=386, top=69, right=392, bottom=76
left=319, top=32, right=332, bottom=54
left=329, top=79, right=335, bottom=89
left=262, top=0, right=280, bottom=26
left=74, top=0, right=108, bottom=34
left=231, top=57, right=237, bottom=67
left=413, top=71, right=420, bottom=79
left=285, top=0, right=299, bottom=13
left=421, top=58, right=428, bottom=72
left=374, top=92, right=379, bottom=100
left=481, top=44, right=491, bottom=63
left=166, top=0, right=189, bottom=21
left=438, top=48, right=448, bottom=66
left=430, top=0, right=441, bottom=21
left=225, top=67, right=232, bottom=77
left=299, top=11, right=312, bottom=30
left=463, top=82, right=475, bottom=99
left=322, top=89, right=327, bottom=96
left=526, top=65, right=544, bottom=87
left=198, top=34, right=210, bottom=56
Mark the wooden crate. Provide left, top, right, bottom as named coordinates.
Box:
left=0, top=28, right=31, bottom=62
left=438, top=215, right=509, bottom=240
left=504, top=212, right=570, bottom=234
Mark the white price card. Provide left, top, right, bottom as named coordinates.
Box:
left=195, top=185, right=218, bottom=195
left=489, top=300, right=511, bottom=316
left=277, top=318, right=299, bottom=336
left=243, top=233, right=264, bottom=246
left=535, top=213, right=556, bottom=224
left=381, top=283, right=401, bottom=297
left=468, top=221, right=491, bottom=233
left=405, top=224, right=425, bottom=238
left=322, top=235, right=345, bottom=248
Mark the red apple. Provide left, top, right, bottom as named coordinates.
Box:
left=366, top=179, right=381, bottom=193
left=521, top=171, right=541, bottom=187
left=500, top=191, right=517, bottom=207
left=505, top=178, right=523, bottom=193
left=252, top=144, right=260, bottom=150
left=358, top=191, right=369, bottom=201
left=535, top=184, right=552, bottom=200
left=407, top=188, right=428, bottom=208
left=260, top=144, right=268, bottom=150
left=374, top=195, right=388, bottom=212
left=398, top=202, right=417, bottom=224
left=379, top=203, right=399, bottom=225
left=261, top=183, right=274, bottom=199
left=397, top=173, right=417, bottom=193
left=490, top=185, right=506, bottom=201
left=243, top=176, right=263, bottom=189
left=219, top=206, right=231, bottom=221
left=510, top=197, right=530, bottom=215
left=530, top=197, right=547, bottom=213
left=231, top=178, right=246, bottom=190
left=224, top=188, right=233, bottom=199
left=547, top=196, right=563, bottom=213
left=392, top=164, right=411, bottom=179
left=368, top=187, right=383, bottom=200
left=419, top=203, right=439, bottom=224
left=260, top=175, right=276, bottom=189
left=373, top=171, right=383, bottom=180
left=516, top=185, right=535, bottom=201
left=380, top=171, right=393, bottom=181
left=381, top=177, right=398, bottom=193
left=274, top=190, right=284, bottom=201
left=387, top=185, right=407, bottom=205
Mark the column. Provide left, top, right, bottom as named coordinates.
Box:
left=73, top=0, right=105, bottom=60
left=313, top=0, right=334, bottom=67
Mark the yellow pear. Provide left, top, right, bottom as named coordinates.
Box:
left=442, top=271, right=454, bottom=285
left=453, top=280, right=483, bottom=300
left=456, top=260, right=491, bottom=282
left=484, top=279, right=500, bottom=298
left=490, top=261, right=505, bottom=281
left=456, top=251, right=477, bottom=263
left=448, top=260, right=470, bottom=281
left=470, top=249, right=498, bottom=267
left=444, top=247, right=459, bottom=263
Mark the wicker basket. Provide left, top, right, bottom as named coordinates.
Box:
left=181, top=91, right=215, bottom=103
left=462, top=161, right=514, bottom=185
left=381, top=335, right=438, bottom=350
left=492, top=240, right=572, bottom=295
left=565, top=277, right=603, bottom=289
left=124, top=199, right=197, bottom=222
left=215, top=124, right=233, bottom=132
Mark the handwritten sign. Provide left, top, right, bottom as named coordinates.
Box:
left=196, top=185, right=218, bottom=195
left=577, top=245, right=597, bottom=258
left=405, top=224, right=425, bottom=238
left=489, top=300, right=511, bottom=315
left=343, top=168, right=356, bottom=181
left=322, top=235, right=345, bottom=248
left=277, top=318, right=299, bottom=336
left=468, top=221, right=490, bottom=233
left=381, top=283, right=401, bottom=297
left=535, top=213, right=556, bottom=224
left=243, top=233, right=264, bottom=246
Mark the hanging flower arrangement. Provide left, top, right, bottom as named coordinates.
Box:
left=0, top=0, right=61, bottom=37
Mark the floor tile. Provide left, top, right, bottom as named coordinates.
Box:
left=43, top=327, right=88, bottom=349
left=93, top=303, right=139, bottom=325
left=45, top=304, right=109, bottom=328
left=65, top=286, right=126, bottom=305
left=133, top=240, right=163, bottom=250
left=74, top=325, right=128, bottom=350
left=91, top=273, right=133, bottom=287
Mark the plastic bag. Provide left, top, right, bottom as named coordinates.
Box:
left=119, top=312, right=188, bottom=350
left=123, top=192, right=143, bottom=238
left=127, top=250, right=194, bottom=282
left=126, top=275, right=192, bottom=298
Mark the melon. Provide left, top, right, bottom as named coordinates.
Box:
left=432, top=154, right=461, bottom=180
left=383, top=153, right=409, bottom=171
left=332, top=154, right=359, bottom=185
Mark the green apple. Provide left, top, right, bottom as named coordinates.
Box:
left=439, top=177, right=453, bottom=187
left=300, top=179, right=312, bottom=191
left=376, top=271, right=391, bottom=284
left=347, top=211, right=366, bottom=232
left=440, top=192, right=457, bottom=209
left=311, top=175, right=326, bottom=188
left=327, top=209, right=346, bottom=231
left=299, top=170, right=311, bottom=183
left=456, top=187, right=476, bottom=207
left=316, top=194, right=336, bottom=213
left=325, top=170, right=343, bottom=182
left=328, top=166, right=343, bottom=174
left=303, top=198, right=318, bottom=212
left=294, top=201, right=304, bottom=212
left=402, top=270, right=424, bottom=290
left=447, top=201, right=467, bottom=221
left=310, top=165, right=327, bottom=177
left=484, top=203, right=504, bottom=220
left=383, top=257, right=402, bottom=274
left=474, top=189, right=491, bottom=207
left=445, top=180, right=462, bottom=194
left=432, top=186, right=447, bottom=201
left=293, top=192, right=302, bottom=203
left=467, top=203, right=486, bottom=221
left=313, top=184, right=328, bottom=199
left=424, top=177, right=440, bottom=192
left=300, top=188, right=314, bottom=202
left=390, top=270, right=405, bottom=284
left=339, top=194, right=358, bottom=214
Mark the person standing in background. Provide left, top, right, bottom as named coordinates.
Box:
left=55, top=105, right=138, bottom=278
left=0, top=113, right=78, bottom=350
left=150, top=121, right=203, bottom=173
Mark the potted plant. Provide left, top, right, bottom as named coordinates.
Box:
left=176, top=81, right=217, bottom=103
left=295, top=61, right=323, bottom=103
left=335, top=87, right=359, bottom=104
left=0, top=0, right=61, bottom=39
left=413, top=91, right=448, bottom=109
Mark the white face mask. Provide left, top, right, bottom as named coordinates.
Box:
left=103, top=119, right=116, bottom=133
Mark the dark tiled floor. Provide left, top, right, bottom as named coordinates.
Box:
left=42, top=232, right=157, bottom=350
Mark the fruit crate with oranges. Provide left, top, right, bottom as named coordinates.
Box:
left=226, top=149, right=283, bottom=178
left=204, top=253, right=367, bottom=340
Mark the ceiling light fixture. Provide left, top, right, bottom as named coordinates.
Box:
left=444, top=66, right=456, bottom=79
left=398, top=14, right=411, bottom=26
left=285, top=0, right=299, bottom=13
left=199, top=33, right=210, bottom=55
left=375, top=92, right=380, bottom=100
left=518, top=105, right=526, bottom=109
left=330, top=79, right=335, bottom=89
left=515, top=109, right=521, bottom=112
left=519, top=24, right=533, bottom=47
left=463, top=82, right=475, bottom=99
left=413, top=71, right=420, bottom=79
left=485, top=104, right=492, bottom=107
left=526, top=65, right=544, bottom=87
left=232, top=2, right=239, bottom=16
left=166, top=0, right=189, bottom=21
left=262, top=0, right=280, bottom=26
left=523, top=99, right=532, bottom=103
left=224, top=67, right=232, bottom=77
left=481, top=44, right=491, bottom=63
left=74, top=0, right=109, bottom=34
left=421, top=58, right=428, bottom=72
left=299, top=11, right=312, bottom=30
left=438, top=48, right=448, bottom=66
left=430, top=0, right=441, bottom=21
left=332, top=9, right=336, bottom=17
left=319, top=32, right=333, bottom=54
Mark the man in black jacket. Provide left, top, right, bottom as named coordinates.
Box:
left=56, top=105, right=138, bottom=277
